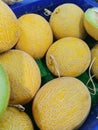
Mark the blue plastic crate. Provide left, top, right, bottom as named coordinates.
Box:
left=9, top=0, right=98, bottom=130
left=10, top=0, right=98, bottom=20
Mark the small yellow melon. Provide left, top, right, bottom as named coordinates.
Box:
left=49, top=3, right=86, bottom=39
left=0, top=49, right=41, bottom=105
left=91, top=44, right=98, bottom=79
left=0, top=107, right=34, bottom=130
left=0, top=1, right=20, bottom=53
left=15, top=13, right=53, bottom=59
left=32, top=77, right=91, bottom=130
left=46, top=37, right=91, bottom=77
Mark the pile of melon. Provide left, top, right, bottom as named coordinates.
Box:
left=0, top=1, right=98, bottom=130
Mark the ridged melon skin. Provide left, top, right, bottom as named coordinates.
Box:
left=0, top=64, right=10, bottom=118
left=0, top=49, right=41, bottom=105
left=49, top=3, right=86, bottom=40
left=32, top=77, right=91, bottom=130
left=91, top=44, right=98, bottom=79
left=46, top=37, right=91, bottom=77
left=16, top=14, right=53, bottom=59
left=0, top=1, right=20, bottom=53
left=0, top=107, right=34, bottom=130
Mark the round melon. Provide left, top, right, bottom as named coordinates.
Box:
left=32, top=77, right=91, bottom=130
left=15, top=13, right=53, bottom=59
left=49, top=3, right=86, bottom=39
left=91, top=44, right=98, bottom=79
left=0, top=0, right=20, bottom=53
left=0, top=107, right=34, bottom=130
left=0, top=49, right=41, bottom=105
left=46, top=37, right=91, bottom=77
left=83, top=7, right=98, bottom=40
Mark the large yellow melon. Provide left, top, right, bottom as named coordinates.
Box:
left=49, top=3, right=86, bottom=39
left=32, top=77, right=91, bottom=130
left=0, top=107, right=34, bottom=130
left=46, top=37, right=91, bottom=77
left=0, top=1, right=20, bottom=53
left=0, top=49, right=41, bottom=105
left=15, top=13, right=53, bottom=59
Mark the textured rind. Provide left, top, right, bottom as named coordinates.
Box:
left=0, top=1, right=20, bottom=53
left=16, top=14, right=53, bottom=59
left=46, top=37, right=91, bottom=77
left=49, top=3, right=86, bottom=40
left=91, top=44, right=98, bottom=79
left=0, top=107, right=34, bottom=130
left=0, top=49, right=41, bottom=105
left=32, top=77, right=91, bottom=130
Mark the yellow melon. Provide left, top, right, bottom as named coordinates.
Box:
left=0, top=0, right=20, bottom=53
left=49, top=3, right=86, bottom=39
left=91, top=44, right=98, bottom=79
left=15, top=13, right=53, bottom=59
left=0, top=106, right=34, bottom=130
left=46, top=37, right=91, bottom=77
left=0, top=49, right=41, bottom=105
left=32, top=77, right=91, bottom=130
